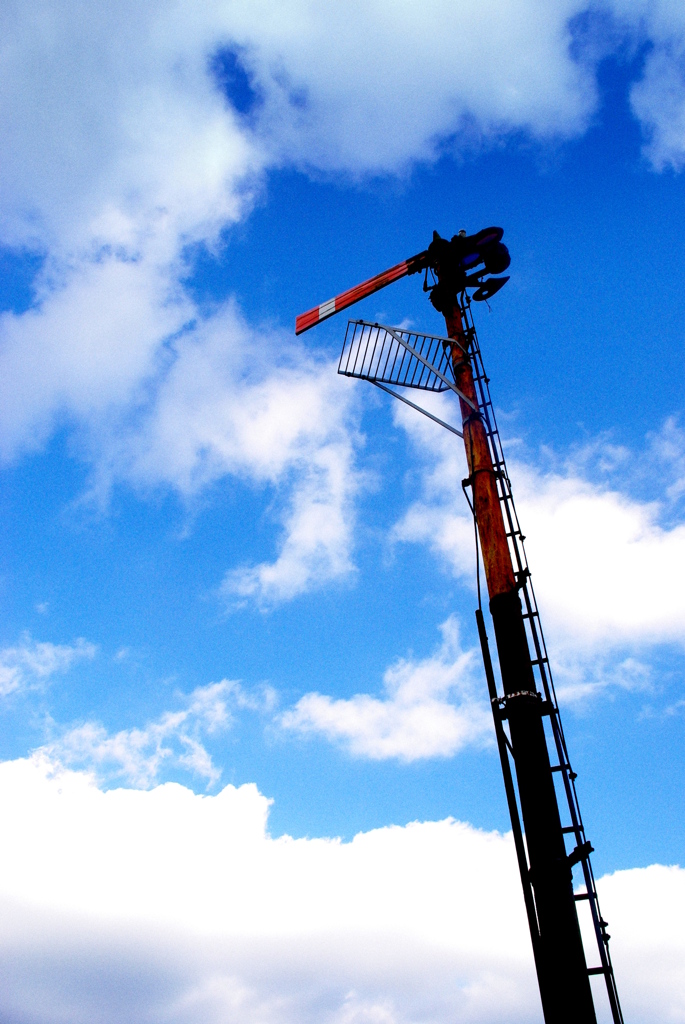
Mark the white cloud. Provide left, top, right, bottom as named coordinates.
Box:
left=647, top=415, right=685, bottom=505
left=0, top=1, right=597, bottom=254
left=282, top=616, right=491, bottom=760
left=0, top=1, right=682, bottom=254
left=2, top=1, right=685, bottom=606
left=510, top=461, right=685, bottom=648
left=0, top=1, right=260, bottom=250
left=0, top=634, right=96, bottom=697
left=631, top=43, right=685, bottom=170
left=0, top=756, right=680, bottom=1022
left=222, top=437, right=359, bottom=605
left=622, top=3, right=685, bottom=171
left=0, top=0, right=598, bottom=428
left=0, top=0, right=373, bottom=601
left=0, top=3, right=262, bottom=458
left=552, top=652, right=653, bottom=704
left=0, top=255, right=191, bottom=460
left=392, top=401, right=685, bottom=661
left=85, top=301, right=364, bottom=604
left=40, top=679, right=266, bottom=788
left=226, top=0, right=598, bottom=173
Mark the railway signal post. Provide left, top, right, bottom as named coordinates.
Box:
left=296, top=228, right=624, bottom=1024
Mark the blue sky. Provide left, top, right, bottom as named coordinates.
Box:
left=0, top=3, right=684, bottom=1022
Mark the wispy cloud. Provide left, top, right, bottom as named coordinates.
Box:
left=647, top=416, right=685, bottom=507
left=552, top=653, right=653, bottom=705
left=222, top=432, right=360, bottom=607
left=538, top=416, right=685, bottom=518
left=118, top=309, right=363, bottom=607
left=0, top=635, right=96, bottom=697
left=282, top=616, right=490, bottom=760
left=40, top=680, right=275, bottom=788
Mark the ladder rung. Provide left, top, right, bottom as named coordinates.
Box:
left=574, top=892, right=590, bottom=901
left=587, top=966, right=607, bottom=976
left=562, top=826, right=580, bottom=834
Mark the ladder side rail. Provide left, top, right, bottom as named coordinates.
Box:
left=580, top=854, right=625, bottom=1024
left=476, top=610, right=544, bottom=972
left=466, top=321, right=601, bottom=835
left=466, top=331, right=561, bottom=711
left=480, top=425, right=623, bottom=1015
left=566, top=774, right=624, bottom=1022
left=471, top=352, right=567, bottom=722
left=469, top=343, right=531, bottom=588
left=468, top=328, right=566, bottom=723
left=508, top=566, right=559, bottom=708
left=462, top=302, right=625, bottom=1024
left=490, top=482, right=624, bottom=1019
left=471, top=339, right=593, bottom=843
left=469, top=320, right=598, bottom=898
left=485, top=460, right=625, bottom=1024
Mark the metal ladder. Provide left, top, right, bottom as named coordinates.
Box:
left=460, top=295, right=625, bottom=1024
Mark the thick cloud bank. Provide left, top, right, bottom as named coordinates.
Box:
left=0, top=756, right=681, bottom=1023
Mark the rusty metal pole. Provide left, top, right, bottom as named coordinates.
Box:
left=441, top=297, right=597, bottom=1024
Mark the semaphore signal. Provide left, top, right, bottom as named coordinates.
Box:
left=296, top=227, right=625, bottom=1024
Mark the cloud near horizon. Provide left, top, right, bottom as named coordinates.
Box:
left=0, top=755, right=680, bottom=1023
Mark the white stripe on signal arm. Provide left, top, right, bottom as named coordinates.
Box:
left=318, top=298, right=336, bottom=320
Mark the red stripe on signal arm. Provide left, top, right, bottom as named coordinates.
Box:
left=295, top=307, right=322, bottom=334
left=332, top=259, right=409, bottom=312
left=295, top=249, right=428, bottom=335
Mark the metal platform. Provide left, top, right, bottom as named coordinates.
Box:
left=339, top=320, right=464, bottom=394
